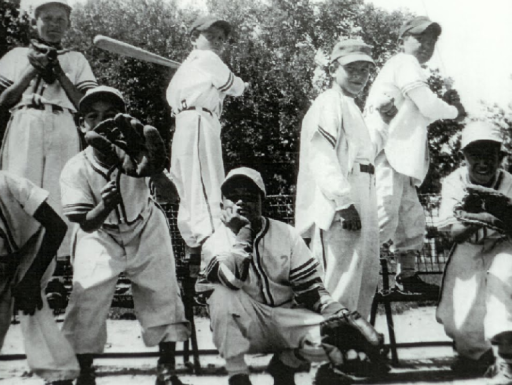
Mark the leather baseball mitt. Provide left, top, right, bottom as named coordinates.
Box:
left=28, top=39, right=65, bottom=84
left=454, top=185, right=512, bottom=234
left=320, top=309, right=390, bottom=377
left=85, top=113, right=167, bottom=177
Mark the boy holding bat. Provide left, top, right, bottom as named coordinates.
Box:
left=0, top=0, right=97, bottom=258
left=166, top=15, right=248, bottom=270
left=60, top=86, right=190, bottom=385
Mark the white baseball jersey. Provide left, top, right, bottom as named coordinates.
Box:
left=0, top=47, right=96, bottom=112
left=60, top=148, right=190, bottom=353
left=166, top=49, right=245, bottom=117
left=365, top=53, right=457, bottom=185
left=0, top=172, right=79, bottom=381
left=437, top=167, right=512, bottom=360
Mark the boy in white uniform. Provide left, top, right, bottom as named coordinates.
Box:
left=0, top=171, right=78, bottom=385
left=0, top=0, right=97, bottom=258
left=166, top=15, right=247, bottom=268
left=364, top=16, right=465, bottom=294
left=60, top=86, right=190, bottom=385
left=437, top=122, right=512, bottom=384
left=295, top=40, right=388, bottom=319
left=198, top=167, right=388, bottom=385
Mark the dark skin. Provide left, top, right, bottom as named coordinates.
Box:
left=221, top=178, right=263, bottom=235
left=451, top=141, right=504, bottom=243
left=12, top=202, right=67, bottom=315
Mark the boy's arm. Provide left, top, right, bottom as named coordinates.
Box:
left=207, top=51, right=246, bottom=97
left=0, top=66, right=39, bottom=109
left=407, top=86, right=464, bottom=122
left=67, top=180, right=122, bottom=233
left=12, top=202, right=67, bottom=315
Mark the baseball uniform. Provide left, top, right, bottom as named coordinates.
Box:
left=295, top=83, right=380, bottom=319
left=0, top=171, right=79, bottom=382
left=60, top=147, right=190, bottom=354
left=166, top=49, right=245, bottom=248
left=197, top=217, right=343, bottom=374
left=364, top=53, right=458, bottom=252
left=436, top=167, right=512, bottom=360
left=0, top=47, right=97, bottom=257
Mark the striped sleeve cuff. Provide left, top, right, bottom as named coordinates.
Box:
left=76, top=80, right=98, bottom=92
left=401, top=80, right=427, bottom=95
left=290, top=258, right=320, bottom=283
left=317, top=125, right=336, bottom=148
left=62, top=203, right=94, bottom=217
left=218, top=72, right=234, bottom=93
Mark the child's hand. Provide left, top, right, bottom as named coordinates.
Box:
left=101, top=180, right=122, bottom=209
left=338, top=204, right=361, bottom=231
left=221, top=201, right=251, bottom=234
left=376, top=94, right=397, bottom=124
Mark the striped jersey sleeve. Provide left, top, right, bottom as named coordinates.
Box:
left=0, top=48, right=22, bottom=94
left=394, top=54, right=428, bottom=96
left=205, top=51, right=245, bottom=97
left=289, top=229, right=340, bottom=314
left=60, top=153, right=95, bottom=218
left=70, top=52, right=97, bottom=92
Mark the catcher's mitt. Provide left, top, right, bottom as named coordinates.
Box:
left=320, top=309, right=390, bottom=377
left=454, top=185, right=512, bottom=234
left=85, top=113, right=167, bottom=177
left=28, top=40, right=66, bottom=84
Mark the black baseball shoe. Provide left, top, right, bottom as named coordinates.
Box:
left=266, top=354, right=297, bottom=385
left=228, top=373, right=252, bottom=385
left=451, top=349, right=495, bottom=376
left=155, top=363, right=187, bottom=385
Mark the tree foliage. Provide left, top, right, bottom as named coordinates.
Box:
left=1, top=0, right=467, bottom=194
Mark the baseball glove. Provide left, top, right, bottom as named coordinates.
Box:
left=320, top=309, right=390, bottom=377
left=454, top=185, right=512, bottom=234
left=28, top=39, right=66, bottom=84
left=85, top=113, right=167, bottom=177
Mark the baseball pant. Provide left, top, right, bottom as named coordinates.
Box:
left=207, top=285, right=329, bottom=376
left=62, top=205, right=190, bottom=354
left=170, top=110, right=224, bottom=248
left=437, top=239, right=512, bottom=360
left=314, top=165, right=380, bottom=319
left=0, top=106, right=80, bottom=258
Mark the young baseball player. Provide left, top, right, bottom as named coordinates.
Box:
left=59, top=86, right=190, bottom=385
left=0, top=0, right=97, bottom=258
left=0, top=171, right=79, bottom=385
left=295, top=39, right=390, bottom=319
left=364, top=16, right=466, bottom=295
left=166, top=15, right=247, bottom=270
left=198, top=167, right=387, bottom=385
left=436, top=122, right=512, bottom=384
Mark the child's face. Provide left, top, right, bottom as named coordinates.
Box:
left=35, top=4, right=70, bottom=43
left=82, top=101, right=120, bottom=133
left=332, top=60, right=372, bottom=97
left=221, top=181, right=263, bottom=226
left=463, top=141, right=503, bottom=186
left=400, top=29, right=438, bottom=64
left=192, top=25, right=227, bottom=55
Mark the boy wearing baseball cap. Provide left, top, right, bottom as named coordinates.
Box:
left=0, top=0, right=97, bottom=258
left=436, top=122, right=512, bottom=383
left=166, top=15, right=248, bottom=275
left=364, top=16, right=466, bottom=295
left=296, top=40, right=389, bottom=320
left=60, top=86, right=190, bottom=385
left=198, top=167, right=388, bottom=385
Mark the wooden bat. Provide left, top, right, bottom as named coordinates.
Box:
left=93, top=35, right=181, bottom=69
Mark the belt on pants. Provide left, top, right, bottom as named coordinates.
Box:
left=359, top=164, right=375, bottom=174
left=20, top=104, right=66, bottom=113
left=177, top=106, right=213, bottom=117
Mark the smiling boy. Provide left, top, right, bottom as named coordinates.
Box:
left=364, top=16, right=466, bottom=295
left=0, top=0, right=97, bottom=258
left=166, top=16, right=247, bottom=272
left=436, top=122, right=512, bottom=384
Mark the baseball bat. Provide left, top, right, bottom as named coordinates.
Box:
left=93, top=35, right=181, bottom=69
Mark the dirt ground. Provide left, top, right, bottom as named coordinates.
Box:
left=0, top=306, right=490, bottom=384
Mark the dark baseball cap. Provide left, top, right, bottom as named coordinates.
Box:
left=79, top=86, right=127, bottom=114
left=189, top=16, right=231, bottom=36
left=330, top=39, right=375, bottom=65
left=399, top=16, right=441, bottom=39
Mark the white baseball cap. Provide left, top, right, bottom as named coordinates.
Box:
left=79, top=86, right=126, bottom=114
left=221, top=167, right=266, bottom=198
left=460, top=121, right=503, bottom=150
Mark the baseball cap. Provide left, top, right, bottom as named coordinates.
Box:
left=460, top=121, right=503, bottom=150
left=34, top=0, right=72, bottom=14
left=221, top=167, right=266, bottom=198
left=399, top=16, right=441, bottom=39
left=330, top=39, right=375, bottom=66
left=79, top=86, right=127, bottom=114
left=189, top=16, right=231, bottom=36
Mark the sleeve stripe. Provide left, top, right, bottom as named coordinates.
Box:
left=401, top=80, right=427, bottom=95
left=290, top=258, right=318, bottom=278
left=0, top=75, right=13, bottom=89
left=290, top=263, right=318, bottom=282
left=218, top=72, right=234, bottom=92
left=292, top=277, right=323, bottom=292
left=290, top=258, right=316, bottom=274
left=317, top=126, right=336, bottom=148
left=76, top=80, right=98, bottom=91
left=62, top=203, right=94, bottom=216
